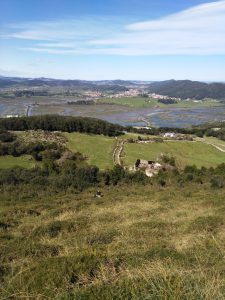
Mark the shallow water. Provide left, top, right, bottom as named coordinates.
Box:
left=0, top=98, right=225, bottom=128
left=96, top=106, right=225, bottom=128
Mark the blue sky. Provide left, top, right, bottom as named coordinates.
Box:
left=0, top=0, right=225, bottom=81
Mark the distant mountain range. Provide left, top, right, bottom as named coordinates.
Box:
left=0, top=76, right=225, bottom=100
left=148, top=80, right=225, bottom=100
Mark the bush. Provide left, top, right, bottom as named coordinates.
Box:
left=158, top=179, right=166, bottom=187
left=0, top=130, right=16, bottom=142
left=210, top=176, right=224, bottom=189
left=161, top=154, right=176, bottom=166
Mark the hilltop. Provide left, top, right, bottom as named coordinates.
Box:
left=148, top=80, right=225, bottom=100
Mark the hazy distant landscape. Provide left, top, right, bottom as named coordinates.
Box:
left=1, top=76, right=225, bottom=128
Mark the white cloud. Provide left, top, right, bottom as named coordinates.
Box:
left=3, top=0, right=225, bottom=55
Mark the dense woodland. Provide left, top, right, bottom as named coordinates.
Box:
left=1, top=115, right=225, bottom=141
left=0, top=115, right=124, bottom=136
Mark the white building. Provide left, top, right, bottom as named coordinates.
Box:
left=163, top=132, right=176, bottom=138
left=6, top=114, right=19, bottom=118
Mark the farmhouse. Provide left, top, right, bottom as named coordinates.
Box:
left=163, top=132, right=176, bottom=138
left=135, top=159, right=163, bottom=177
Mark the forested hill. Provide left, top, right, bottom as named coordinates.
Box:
left=148, top=80, right=225, bottom=100
left=0, top=115, right=124, bottom=136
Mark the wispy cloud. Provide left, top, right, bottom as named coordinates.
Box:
left=3, top=1, right=225, bottom=55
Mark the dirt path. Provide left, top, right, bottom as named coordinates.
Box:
left=112, top=140, right=119, bottom=165
left=203, top=143, right=225, bottom=153
left=196, top=137, right=225, bottom=153
left=112, top=139, right=125, bottom=166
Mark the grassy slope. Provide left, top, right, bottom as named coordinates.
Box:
left=64, top=132, right=115, bottom=170
left=98, top=97, right=223, bottom=108
left=124, top=141, right=225, bottom=168
left=1, top=183, right=225, bottom=299
left=0, top=155, right=36, bottom=169
left=203, top=137, right=225, bottom=152
left=65, top=133, right=225, bottom=169
left=1, top=133, right=224, bottom=170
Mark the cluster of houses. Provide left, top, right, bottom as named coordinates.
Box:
left=109, top=89, right=140, bottom=98
left=148, top=93, right=181, bottom=101
left=83, top=91, right=103, bottom=98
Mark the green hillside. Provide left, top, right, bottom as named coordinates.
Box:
left=64, top=132, right=115, bottom=169
left=124, top=141, right=225, bottom=168
left=1, top=132, right=224, bottom=171
left=1, top=183, right=225, bottom=299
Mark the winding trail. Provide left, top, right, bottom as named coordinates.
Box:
left=196, top=137, right=225, bottom=153
left=112, top=139, right=126, bottom=166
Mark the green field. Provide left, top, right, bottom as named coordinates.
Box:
left=98, top=97, right=161, bottom=108
left=201, top=136, right=225, bottom=152
left=124, top=141, right=225, bottom=168
left=1, top=133, right=224, bottom=171
left=64, top=132, right=115, bottom=170
left=98, top=97, right=222, bottom=109
left=0, top=155, right=37, bottom=169
left=65, top=133, right=225, bottom=169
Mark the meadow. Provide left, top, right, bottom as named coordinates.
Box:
left=98, top=97, right=161, bottom=108
left=124, top=141, right=225, bottom=168
left=1, top=182, right=225, bottom=299
left=1, top=132, right=224, bottom=170
left=98, top=97, right=222, bottom=109
left=0, top=125, right=225, bottom=299
left=64, top=132, right=225, bottom=170
left=64, top=132, right=115, bottom=170
left=0, top=155, right=37, bottom=169
left=202, top=136, right=225, bottom=152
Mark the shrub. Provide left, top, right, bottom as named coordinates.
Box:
left=211, top=176, right=224, bottom=189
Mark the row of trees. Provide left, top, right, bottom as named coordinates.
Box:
left=0, top=115, right=124, bottom=137
left=128, top=122, right=225, bottom=141
left=1, top=115, right=225, bottom=140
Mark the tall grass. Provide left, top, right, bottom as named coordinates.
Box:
left=1, top=182, right=225, bottom=299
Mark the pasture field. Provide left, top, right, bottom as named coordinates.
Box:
left=1, top=132, right=224, bottom=170
left=201, top=136, right=225, bottom=152
left=98, top=97, right=161, bottom=108
left=64, top=132, right=115, bottom=170
left=0, top=155, right=36, bottom=169
left=123, top=141, right=225, bottom=168
left=1, top=183, right=225, bottom=299
left=64, top=133, right=225, bottom=169
left=98, top=97, right=222, bottom=109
